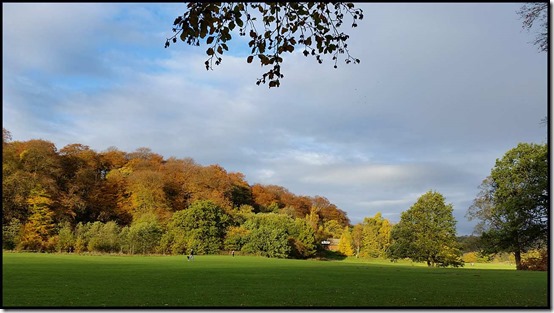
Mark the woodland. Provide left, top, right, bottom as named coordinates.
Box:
left=2, top=128, right=393, bottom=259
left=3, top=129, right=547, bottom=271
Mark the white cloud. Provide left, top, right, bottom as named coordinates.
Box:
left=256, top=169, right=276, bottom=181
left=2, top=3, right=547, bottom=234
left=2, top=3, right=118, bottom=75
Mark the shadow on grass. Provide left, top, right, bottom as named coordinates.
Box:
left=313, top=250, right=347, bottom=261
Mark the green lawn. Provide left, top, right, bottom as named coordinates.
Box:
left=2, top=252, right=548, bottom=308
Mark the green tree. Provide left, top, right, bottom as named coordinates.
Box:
left=223, top=225, right=251, bottom=252
left=360, top=213, right=390, bottom=258
left=388, top=191, right=463, bottom=267
left=289, top=218, right=317, bottom=258
left=56, top=221, right=75, bottom=253
left=305, top=206, right=327, bottom=242
left=351, top=223, right=363, bottom=258
left=2, top=218, right=23, bottom=250
left=238, top=213, right=316, bottom=259
left=323, top=219, right=344, bottom=238
left=166, top=2, right=363, bottom=87
left=163, top=200, right=230, bottom=254
left=87, top=221, right=121, bottom=253
left=456, top=235, right=481, bottom=253
left=125, top=213, right=164, bottom=254
left=467, top=143, right=548, bottom=270
left=241, top=213, right=292, bottom=258
left=74, top=222, right=91, bottom=253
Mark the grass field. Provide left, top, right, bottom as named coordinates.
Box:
left=2, top=252, right=548, bottom=308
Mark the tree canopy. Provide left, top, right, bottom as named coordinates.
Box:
left=2, top=128, right=358, bottom=258
left=388, top=191, right=463, bottom=267
left=467, top=142, right=548, bottom=269
left=165, top=2, right=363, bottom=87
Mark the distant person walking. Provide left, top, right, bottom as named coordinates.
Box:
left=231, top=250, right=235, bottom=257
left=189, top=248, right=194, bottom=261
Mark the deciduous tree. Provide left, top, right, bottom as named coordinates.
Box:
left=87, top=221, right=121, bottom=253
left=467, top=143, right=548, bottom=270
left=388, top=191, right=463, bottom=267
left=56, top=221, right=74, bottom=253
left=124, top=213, right=164, bottom=254
left=59, top=144, right=108, bottom=223
left=188, top=165, right=234, bottom=211
left=223, top=225, right=251, bottom=252
left=2, top=218, right=23, bottom=250
left=337, top=226, right=354, bottom=256
left=323, top=219, right=344, bottom=238
left=163, top=200, right=230, bottom=254
left=127, top=170, right=171, bottom=220
left=241, top=213, right=293, bottom=258
left=166, top=2, right=363, bottom=87
left=360, top=212, right=390, bottom=258
left=289, top=218, right=317, bottom=258
left=18, top=186, right=56, bottom=251
left=351, top=223, right=363, bottom=257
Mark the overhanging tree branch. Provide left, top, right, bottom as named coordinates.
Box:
left=165, top=2, right=363, bottom=87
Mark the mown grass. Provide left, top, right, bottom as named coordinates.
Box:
left=2, top=252, right=548, bottom=308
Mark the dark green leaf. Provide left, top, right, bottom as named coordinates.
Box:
left=236, top=18, right=244, bottom=27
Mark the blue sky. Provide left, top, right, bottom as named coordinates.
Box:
left=3, top=3, right=547, bottom=235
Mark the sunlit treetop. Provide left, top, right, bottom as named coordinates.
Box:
left=165, top=2, right=363, bottom=87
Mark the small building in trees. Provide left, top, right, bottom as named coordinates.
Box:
left=321, top=238, right=340, bottom=251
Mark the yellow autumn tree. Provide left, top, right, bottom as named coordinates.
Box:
left=18, top=186, right=55, bottom=251
left=338, top=226, right=354, bottom=256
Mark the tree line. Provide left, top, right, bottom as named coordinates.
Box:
left=1, top=128, right=353, bottom=258
left=2, top=129, right=547, bottom=269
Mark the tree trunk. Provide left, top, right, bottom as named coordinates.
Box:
left=515, top=250, right=522, bottom=270
left=427, top=259, right=431, bottom=267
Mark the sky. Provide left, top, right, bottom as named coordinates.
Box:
left=3, top=3, right=548, bottom=235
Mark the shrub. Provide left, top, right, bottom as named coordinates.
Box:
left=56, top=221, right=75, bottom=253
left=74, top=222, right=91, bottom=253
left=520, top=250, right=548, bottom=271
left=45, top=235, right=59, bottom=252
left=126, top=213, right=163, bottom=254
left=223, top=226, right=250, bottom=251
left=462, top=252, right=478, bottom=264
left=2, top=218, right=23, bottom=250
left=241, top=214, right=286, bottom=257
left=87, top=221, right=121, bottom=253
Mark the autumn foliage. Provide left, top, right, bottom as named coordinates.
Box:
left=2, top=129, right=356, bottom=258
